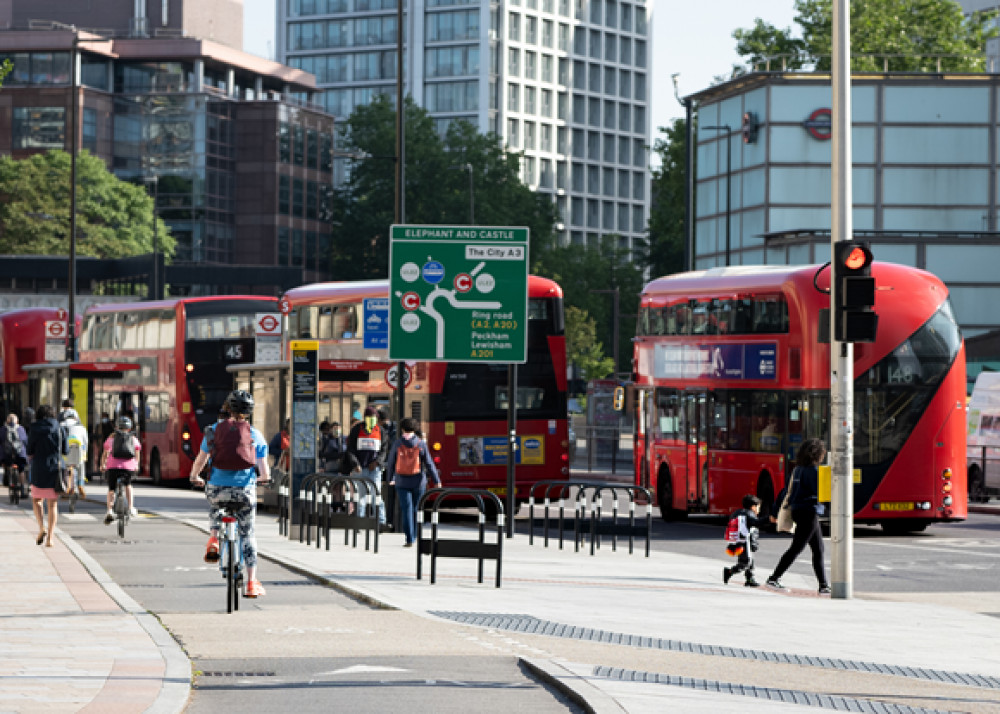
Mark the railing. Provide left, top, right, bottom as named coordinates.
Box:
left=527, top=481, right=652, bottom=556
left=745, top=53, right=994, bottom=75
left=569, top=423, right=633, bottom=475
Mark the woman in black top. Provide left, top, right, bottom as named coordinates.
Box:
left=27, top=405, right=68, bottom=547
left=767, top=438, right=830, bottom=594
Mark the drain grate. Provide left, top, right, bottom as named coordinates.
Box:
left=432, top=612, right=1000, bottom=691
left=595, top=666, right=957, bottom=713
left=120, top=584, right=166, bottom=588
left=199, top=671, right=276, bottom=678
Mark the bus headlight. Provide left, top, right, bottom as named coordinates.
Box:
left=943, top=496, right=953, bottom=506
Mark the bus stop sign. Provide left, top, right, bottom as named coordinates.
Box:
left=388, top=225, right=529, bottom=363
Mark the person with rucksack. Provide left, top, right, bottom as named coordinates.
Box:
left=196, top=405, right=231, bottom=481
left=60, top=409, right=89, bottom=507
left=189, top=390, right=271, bottom=598
left=100, top=415, right=141, bottom=524
left=346, top=406, right=390, bottom=530
left=2, top=413, right=28, bottom=498
left=723, top=494, right=762, bottom=587
left=386, top=417, right=441, bottom=547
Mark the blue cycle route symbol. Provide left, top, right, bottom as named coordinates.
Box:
left=422, top=260, right=445, bottom=284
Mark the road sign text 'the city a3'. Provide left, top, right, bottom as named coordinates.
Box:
left=388, top=224, right=529, bottom=363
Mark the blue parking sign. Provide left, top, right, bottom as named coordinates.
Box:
left=363, top=298, right=389, bottom=349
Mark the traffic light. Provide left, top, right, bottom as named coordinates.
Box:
left=832, top=241, right=877, bottom=342
left=613, top=386, right=625, bottom=411
left=741, top=111, right=759, bottom=144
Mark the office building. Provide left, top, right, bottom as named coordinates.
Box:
left=277, top=0, right=651, bottom=254
left=0, top=24, right=336, bottom=289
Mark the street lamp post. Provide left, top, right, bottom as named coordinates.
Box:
left=672, top=74, right=695, bottom=272
left=702, top=124, right=733, bottom=267
left=145, top=175, right=161, bottom=300
left=465, top=162, right=474, bottom=225
left=67, top=31, right=79, bottom=362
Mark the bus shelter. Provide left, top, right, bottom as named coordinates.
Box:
left=227, top=358, right=396, bottom=518
left=23, top=361, right=142, bottom=473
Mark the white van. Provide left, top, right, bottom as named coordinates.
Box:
left=967, top=371, right=1000, bottom=502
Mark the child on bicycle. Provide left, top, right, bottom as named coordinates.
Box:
left=189, top=390, right=271, bottom=598
left=101, top=415, right=141, bottom=524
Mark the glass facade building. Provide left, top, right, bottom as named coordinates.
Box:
left=277, top=0, right=651, bottom=254
left=690, top=72, right=1000, bottom=338
left=0, top=29, right=336, bottom=287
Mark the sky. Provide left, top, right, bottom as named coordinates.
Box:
left=242, top=0, right=799, bottom=141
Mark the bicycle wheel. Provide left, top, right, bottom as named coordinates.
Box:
left=226, top=535, right=236, bottom=614
left=115, top=485, right=127, bottom=538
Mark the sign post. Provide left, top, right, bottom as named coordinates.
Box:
left=389, top=225, right=529, bottom=536
left=290, top=339, right=318, bottom=533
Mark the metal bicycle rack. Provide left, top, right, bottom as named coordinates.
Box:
left=416, top=488, right=504, bottom=588
left=527, top=480, right=652, bottom=557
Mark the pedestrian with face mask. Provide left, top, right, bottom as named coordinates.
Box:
left=346, top=406, right=389, bottom=531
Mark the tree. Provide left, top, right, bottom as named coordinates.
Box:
left=734, top=0, right=996, bottom=72
left=330, top=95, right=557, bottom=279
left=565, top=305, right=615, bottom=381
left=733, top=19, right=807, bottom=71
left=647, top=117, right=689, bottom=281
left=535, top=235, right=645, bottom=377
left=0, top=150, right=173, bottom=259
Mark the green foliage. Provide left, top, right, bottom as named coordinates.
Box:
left=0, top=150, right=173, bottom=259
left=330, top=95, right=557, bottom=279
left=565, top=305, right=615, bottom=380
left=733, top=19, right=808, bottom=71
left=535, top=235, right=645, bottom=377
left=734, top=0, right=996, bottom=72
left=0, top=59, right=11, bottom=88
left=647, top=117, right=689, bottom=281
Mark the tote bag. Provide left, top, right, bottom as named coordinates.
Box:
left=776, top=467, right=798, bottom=534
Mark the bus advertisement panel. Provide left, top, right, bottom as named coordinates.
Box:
left=280, top=276, right=569, bottom=498
left=633, top=263, right=966, bottom=532
left=79, top=296, right=279, bottom=483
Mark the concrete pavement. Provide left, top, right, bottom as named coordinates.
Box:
left=3, top=486, right=1000, bottom=713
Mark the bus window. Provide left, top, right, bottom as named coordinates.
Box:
left=752, top=391, right=784, bottom=453
left=332, top=305, right=358, bottom=339
left=752, top=296, right=789, bottom=334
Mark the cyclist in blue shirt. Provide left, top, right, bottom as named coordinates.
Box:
left=190, top=390, right=270, bottom=598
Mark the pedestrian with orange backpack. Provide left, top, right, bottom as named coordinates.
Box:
left=386, top=417, right=441, bottom=547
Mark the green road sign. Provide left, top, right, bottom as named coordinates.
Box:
left=389, top=225, right=529, bottom=362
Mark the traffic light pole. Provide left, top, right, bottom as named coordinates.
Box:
left=830, top=0, right=854, bottom=600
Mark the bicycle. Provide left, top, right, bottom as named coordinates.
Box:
left=217, top=501, right=245, bottom=614
left=7, top=466, right=21, bottom=506
left=113, top=478, right=130, bottom=538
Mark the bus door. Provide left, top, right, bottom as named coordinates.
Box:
left=635, top=388, right=653, bottom=490
left=684, top=391, right=710, bottom=507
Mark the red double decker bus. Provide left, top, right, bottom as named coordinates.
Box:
left=279, top=276, right=570, bottom=498
left=0, top=307, right=66, bottom=422
left=79, top=296, right=279, bottom=483
left=632, top=262, right=966, bottom=532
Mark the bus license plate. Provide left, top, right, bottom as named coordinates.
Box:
left=878, top=501, right=914, bottom=511
left=487, top=487, right=507, bottom=496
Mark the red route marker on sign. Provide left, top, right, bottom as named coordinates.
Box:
left=401, top=292, right=420, bottom=311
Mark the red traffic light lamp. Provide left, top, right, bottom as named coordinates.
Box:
left=832, top=241, right=877, bottom=342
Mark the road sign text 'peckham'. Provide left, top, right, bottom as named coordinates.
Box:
left=388, top=225, right=529, bottom=363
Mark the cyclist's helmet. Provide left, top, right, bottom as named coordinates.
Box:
left=225, top=389, right=254, bottom=416
left=117, top=415, right=133, bottom=431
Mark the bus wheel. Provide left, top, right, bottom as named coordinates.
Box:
left=881, top=519, right=928, bottom=535
left=149, top=451, right=162, bottom=486
left=968, top=465, right=987, bottom=504
left=756, top=474, right=775, bottom=521
left=657, top=468, right=685, bottom=522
